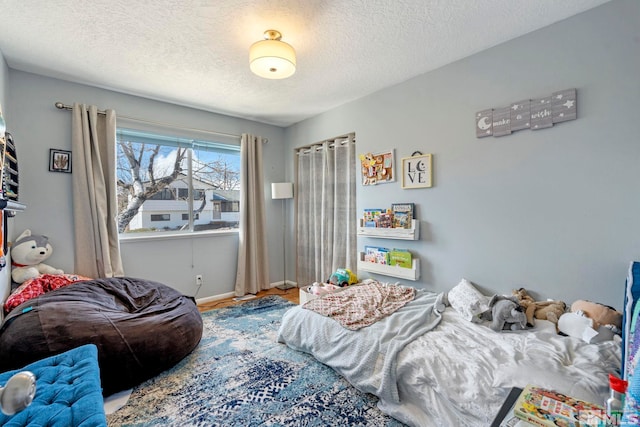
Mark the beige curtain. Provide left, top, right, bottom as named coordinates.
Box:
left=235, top=133, right=269, bottom=296
left=71, top=103, right=124, bottom=278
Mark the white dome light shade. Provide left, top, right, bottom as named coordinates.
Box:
left=250, top=30, right=296, bottom=79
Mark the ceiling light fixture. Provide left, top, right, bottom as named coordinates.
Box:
left=249, top=30, right=296, bottom=79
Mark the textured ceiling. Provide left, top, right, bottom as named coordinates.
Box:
left=0, top=0, right=611, bottom=127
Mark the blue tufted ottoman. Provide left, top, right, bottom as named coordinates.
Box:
left=0, top=344, right=106, bottom=426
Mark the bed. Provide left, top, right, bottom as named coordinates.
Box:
left=277, top=278, right=627, bottom=426
left=0, top=275, right=203, bottom=396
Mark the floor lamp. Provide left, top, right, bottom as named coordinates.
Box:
left=272, top=182, right=295, bottom=290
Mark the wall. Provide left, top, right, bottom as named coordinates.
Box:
left=0, top=52, right=7, bottom=114
left=7, top=71, right=287, bottom=299
left=285, top=0, right=640, bottom=309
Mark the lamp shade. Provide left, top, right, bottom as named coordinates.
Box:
left=250, top=30, right=296, bottom=79
left=271, top=182, right=293, bottom=199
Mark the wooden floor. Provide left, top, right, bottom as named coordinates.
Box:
left=197, top=286, right=300, bottom=312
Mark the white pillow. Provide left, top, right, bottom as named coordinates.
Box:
left=557, top=312, right=615, bottom=343
left=447, top=278, right=490, bottom=323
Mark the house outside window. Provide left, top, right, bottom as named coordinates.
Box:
left=116, top=128, right=241, bottom=235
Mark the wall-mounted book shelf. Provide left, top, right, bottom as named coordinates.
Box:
left=357, top=219, right=419, bottom=240
left=357, top=252, right=420, bottom=281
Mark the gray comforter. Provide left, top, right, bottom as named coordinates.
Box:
left=277, top=289, right=443, bottom=404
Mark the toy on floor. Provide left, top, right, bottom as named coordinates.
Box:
left=11, top=230, right=63, bottom=284
left=512, top=287, right=566, bottom=327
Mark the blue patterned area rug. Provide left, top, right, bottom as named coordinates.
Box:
left=106, top=295, right=405, bottom=426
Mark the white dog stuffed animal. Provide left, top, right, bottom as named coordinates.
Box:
left=11, top=229, right=64, bottom=283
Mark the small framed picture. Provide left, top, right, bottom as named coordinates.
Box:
left=49, top=149, right=72, bottom=173
left=401, top=153, right=432, bottom=189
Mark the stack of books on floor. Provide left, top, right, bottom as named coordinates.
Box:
left=491, top=384, right=608, bottom=427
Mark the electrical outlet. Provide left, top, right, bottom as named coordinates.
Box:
left=195, top=275, right=203, bottom=286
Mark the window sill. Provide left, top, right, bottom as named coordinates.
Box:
left=119, top=229, right=238, bottom=243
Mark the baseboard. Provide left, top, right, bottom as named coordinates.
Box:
left=195, top=291, right=235, bottom=305
left=196, top=281, right=299, bottom=305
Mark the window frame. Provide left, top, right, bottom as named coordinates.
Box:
left=116, top=127, right=241, bottom=239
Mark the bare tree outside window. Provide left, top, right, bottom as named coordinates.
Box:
left=116, top=129, right=241, bottom=234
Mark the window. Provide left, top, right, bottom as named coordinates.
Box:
left=177, top=188, right=205, bottom=200
left=149, top=189, right=175, bottom=201
left=116, top=128, right=241, bottom=235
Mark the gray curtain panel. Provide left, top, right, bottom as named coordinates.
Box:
left=296, top=134, right=356, bottom=287
left=71, top=103, right=124, bottom=278
left=235, top=133, right=269, bottom=296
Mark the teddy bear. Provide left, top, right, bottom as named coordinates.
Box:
left=483, top=295, right=527, bottom=331
left=570, top=300, right=622, bottom=331
left=512, top=287, right=567, bottom=327
left=557, top=300, right=622, bottom=343
left=11, top=229, right=64, bottom=284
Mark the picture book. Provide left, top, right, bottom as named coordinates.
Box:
left=364, top=246, right=390, bottom=265
left=389, top=249, right=412, bottom=268
left=392, top=211, right=411, bottom=229
left=391, top=203, right=414, bottom=228
left=377, top=212, right=393, bottom=228
left=363, top=208, right=383, bottom=226
left=512, top=384, right=607, bottom=427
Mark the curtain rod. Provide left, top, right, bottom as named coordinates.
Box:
left=54, top=102, right=248, bottom=142
left=296, top=133, right=355, bottom=154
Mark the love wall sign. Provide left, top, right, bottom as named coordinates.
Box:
left=401, top=153, right=432, bottom=189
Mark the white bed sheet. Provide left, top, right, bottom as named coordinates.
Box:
left=280, top=302, right=621, bottom=427
left=383, top=308, right=620, bottom=426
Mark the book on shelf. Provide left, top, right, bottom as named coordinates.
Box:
left=377, top=212, right=393, bottom=228
left=391, top=203, right=414, bottom=229
left=392, top=212, right=411, bottom=229
left=389, top=249, right=412, bottom=268
left=512, top=384, right=607, bottom=427
left=363, top=208, right=383, bottom=227
left=363, top=246, right=390, bottom=265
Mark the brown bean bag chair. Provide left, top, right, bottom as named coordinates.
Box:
left=0, top=277, right=203, bottom=395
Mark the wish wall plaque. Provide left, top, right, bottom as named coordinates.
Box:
left=476, top=88, right=576, bottom=138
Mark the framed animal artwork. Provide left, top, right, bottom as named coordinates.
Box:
left=359, top=150, right=394, bottom=186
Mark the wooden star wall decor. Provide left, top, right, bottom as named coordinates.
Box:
left=476, top=88, right=576, bottom=138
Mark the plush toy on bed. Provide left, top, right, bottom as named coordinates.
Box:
left=557, top=299, right=623, bottom=343
left=512, top=287, right=567, bottom=327
left=484, top=295, right=527, bottom=331
left=11, top=229, right=63, bottom=284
